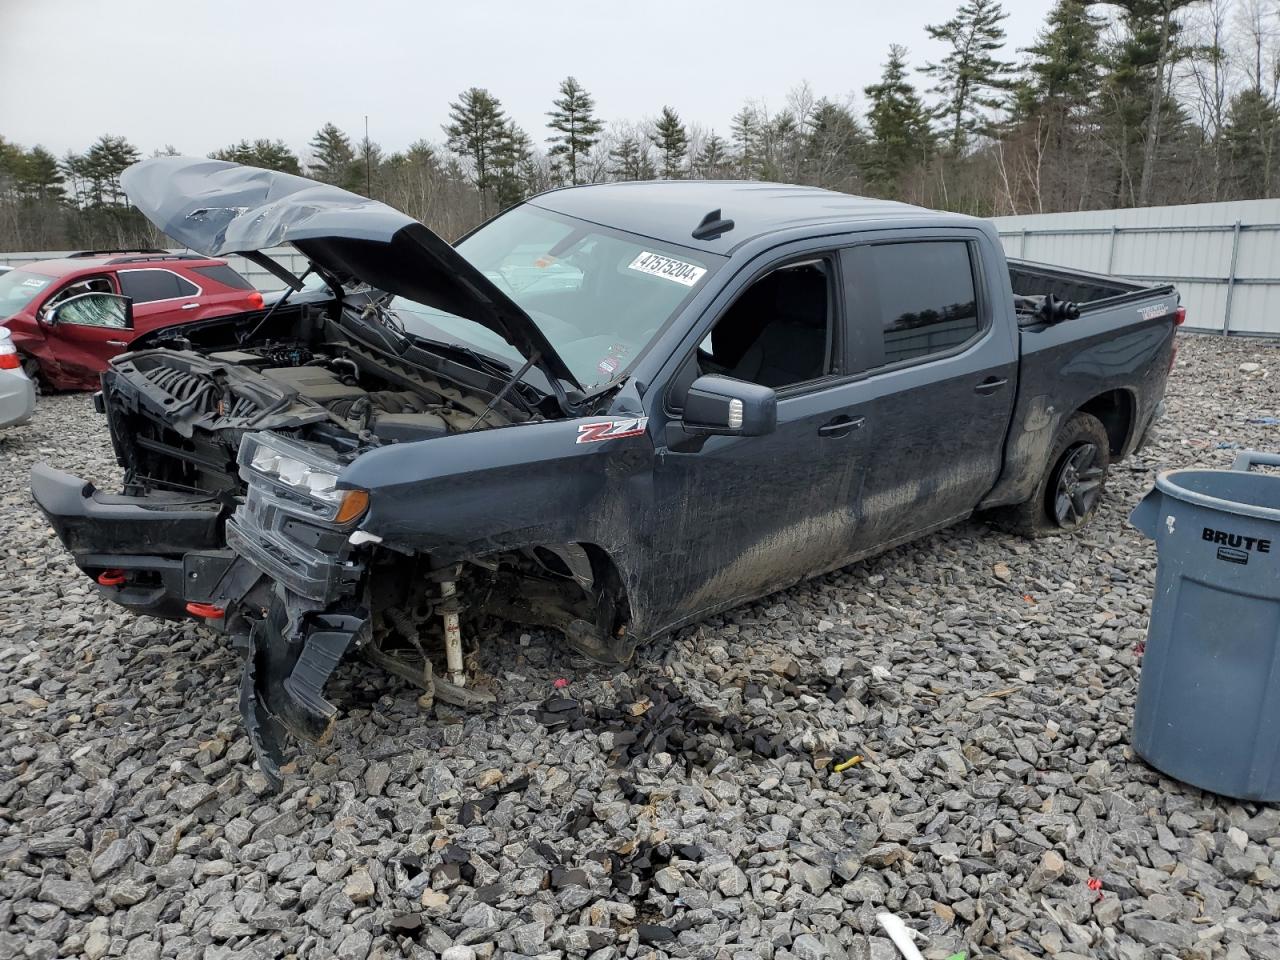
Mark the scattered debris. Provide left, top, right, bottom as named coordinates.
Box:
left=833, top=754, right=863, bottom=773
left=534, top=680, right=793, bottom=770
left=878, top=911, right=926, bottom=960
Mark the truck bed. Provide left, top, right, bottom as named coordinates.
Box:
left=1008, top=258, right=1172, bottom=316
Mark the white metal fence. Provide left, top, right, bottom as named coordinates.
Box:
left=993, top=199, right=1280, bottom=337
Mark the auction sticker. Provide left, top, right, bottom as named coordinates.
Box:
left=627, top=251, right=706, bottom=287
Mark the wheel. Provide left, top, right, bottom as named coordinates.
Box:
left=990, top=412, right=1111, bottom=538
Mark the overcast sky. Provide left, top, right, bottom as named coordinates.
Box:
left=2, top=0, right=1057, bottom=160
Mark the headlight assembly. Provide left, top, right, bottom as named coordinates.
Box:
left=238, top=433, right=368, bottom=523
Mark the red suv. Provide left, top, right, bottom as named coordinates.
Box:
left=0, top=249, right=264, bottom=390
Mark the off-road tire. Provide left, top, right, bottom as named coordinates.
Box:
left=990, top=412, right=1111, bottom=538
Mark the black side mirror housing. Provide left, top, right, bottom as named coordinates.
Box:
left=682, top=374, right=777, bottom=437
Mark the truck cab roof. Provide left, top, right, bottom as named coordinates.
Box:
left=528, top=181, right=976, bottom=255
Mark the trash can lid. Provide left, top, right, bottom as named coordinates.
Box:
left=1155, top=468, right=1280, bottom=523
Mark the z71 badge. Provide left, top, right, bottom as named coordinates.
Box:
left=576, top=418, right=649, bottom=444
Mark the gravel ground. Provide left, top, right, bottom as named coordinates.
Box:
left=3, top=331, right=1280, bottom=960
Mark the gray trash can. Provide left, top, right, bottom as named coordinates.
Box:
left=1129, top=450, right=1280, bottom=801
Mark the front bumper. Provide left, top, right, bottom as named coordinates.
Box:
left=31, top=462, right=371, bottom=790
left=30, top=464, right=235, bottom=619
left=0, top=369, right=35, bottom=428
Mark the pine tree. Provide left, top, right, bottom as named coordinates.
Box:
left=15, top=146, right=65, bottom=201
left=609, top=137, right=656, bottom=180
left=355, top=136, right=384, bottom=198
left=210, top=139, right=302, bottom=174
left=546, top=77, right=603, bottom=185
left=922, top=0, right=1016, bottom=152
left=1021, top=0, right=1106, bottom=114
left=68, top=135, right=140, bottom=206
left=693, top=133, right=731, bottom=178
left=756, top=111, right=802, bottom=181
left=804, top=99, right=866, bottom=187
left=308, top=123, right=357, bottom=188
left=1097, top=0, right=1202, bottom=205
left=1223, top=87, right=1280, bottom=198
left=494, top=122, right=535, bottom=209
left=731, top=106, right=760, bottom=177
left=865, top=46, right=936, bottom=193
left=649, top=106, right=689, bottom=179
left=444, top=87, right=508, bottom=215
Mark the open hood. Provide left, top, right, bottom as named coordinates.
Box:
left=120, top=156, right=580, bottom=389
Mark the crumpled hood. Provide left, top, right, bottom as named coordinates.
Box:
left=120, top=156, right=579, bottom=388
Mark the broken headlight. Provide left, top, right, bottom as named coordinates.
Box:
left=238, top=432, right=369, bottom=523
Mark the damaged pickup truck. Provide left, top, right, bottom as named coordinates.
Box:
left=33, top=158, right=1181, bottom=785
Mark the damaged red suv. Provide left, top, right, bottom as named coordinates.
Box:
left=0, top=250, right=263, bottom=390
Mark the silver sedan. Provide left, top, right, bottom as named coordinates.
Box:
left=0, top=326, right=35, bottom=428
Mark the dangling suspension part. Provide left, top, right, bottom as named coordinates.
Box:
left=436, top=564, right=466, bottom=687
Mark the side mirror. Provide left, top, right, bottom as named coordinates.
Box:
left=47, top=292, right=133, bottom=329
left=682, top=374, right=777, bottom=437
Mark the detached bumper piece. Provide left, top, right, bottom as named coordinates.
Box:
left=29, top=464, right=233, bottom=619
left=241, top=603, right=368, bottom=790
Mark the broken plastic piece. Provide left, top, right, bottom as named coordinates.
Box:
left=553, top=677, right=570, bottom=689
left=833, top=754, right=863, bottom=773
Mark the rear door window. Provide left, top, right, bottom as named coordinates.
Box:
left=864, top=241, right=981, bottom=366
left=118, top=269, right=199, bottom=302
left=192, top=264, right=253, bottom=290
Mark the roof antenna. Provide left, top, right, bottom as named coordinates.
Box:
left=692, top=208, right=735, bottom=241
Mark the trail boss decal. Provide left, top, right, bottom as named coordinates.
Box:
left=1138, top=303, right=1171, bottom=321
left=1204, top=526, right=1271, bottom=565
left=627, top=251, right=706, bottom=287
left=576, top=418, right=649, bottom=444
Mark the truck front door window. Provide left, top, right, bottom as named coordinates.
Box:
left=698, top=259, right=833, bottom=390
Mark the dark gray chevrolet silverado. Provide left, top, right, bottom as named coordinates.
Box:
left=32, top=158, right=1181, bottom=784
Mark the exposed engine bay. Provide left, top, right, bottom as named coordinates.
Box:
left=103, top=302, right=534, bottom=497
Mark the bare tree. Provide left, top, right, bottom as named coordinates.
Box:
left=1184, top=0, right=1237, bottom=196
left=1234, top=0, right=1280, bottom=94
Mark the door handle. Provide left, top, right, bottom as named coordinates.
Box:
left=974, top=377, right=1008, bottom=395
left=106, top=340, right=128, bottom=347
left=181, top=302, right=200, bottom=310
left=818, top=415, right=865, bottom=437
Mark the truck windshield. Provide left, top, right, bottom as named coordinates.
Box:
left=0, top=269, right=56, bottom=316
left=391, top=205, right=721, bottom=388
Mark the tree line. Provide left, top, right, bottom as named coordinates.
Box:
left=1, top=0, right=1277, bottom=254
